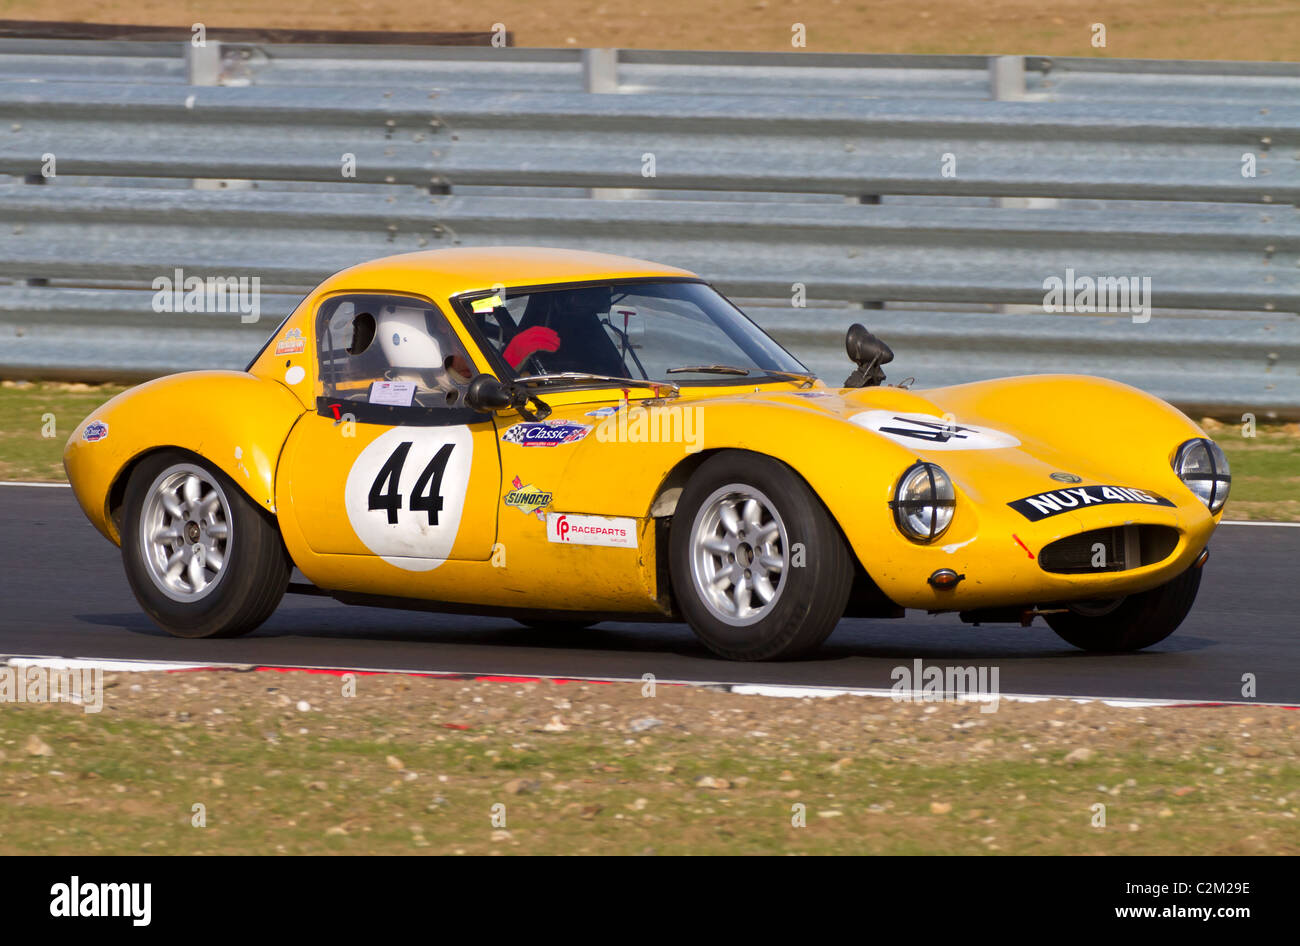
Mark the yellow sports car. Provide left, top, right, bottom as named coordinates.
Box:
left=64, top=248, right=1229, bottom=660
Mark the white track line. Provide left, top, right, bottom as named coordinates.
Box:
left=1221, top=519, right=1300, bottom=527
left=4, top=656, right=215, bottom=672
left=3, top=655, right=1295, bottom=708
left=0, top=480, right=69, bottom=488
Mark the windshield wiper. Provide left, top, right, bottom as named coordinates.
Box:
left=666, top=365, right=816, bottom=388
left=667, top=364, right=749, bottom=376
left=512, top=372, right=680, bottom=397
left=761, top=369, right=817, bottom=388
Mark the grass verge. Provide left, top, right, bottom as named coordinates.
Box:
left=0, top=381, right=127, bottom=482
left=0, top=670, right=1295, bottom=855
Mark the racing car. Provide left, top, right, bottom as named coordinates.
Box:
left=64, top=247, right=1229, bottom=660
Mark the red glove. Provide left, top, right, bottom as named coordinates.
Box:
left=503, top=326, right=560, bottom=368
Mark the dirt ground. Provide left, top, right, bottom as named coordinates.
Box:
left=1, top=668, right=1296, bottom=854
left=3, top=0, right=1298, bottom=59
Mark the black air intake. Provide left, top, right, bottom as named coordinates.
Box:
left=1039, top=525, right=1179, bottom=575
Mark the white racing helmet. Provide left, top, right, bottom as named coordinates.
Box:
left=377, top=305, right=443, bottom=371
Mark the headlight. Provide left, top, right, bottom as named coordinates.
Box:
left=891, top=462, right=956, bottom=541
left=1173, top=438, right=1230, bottom=514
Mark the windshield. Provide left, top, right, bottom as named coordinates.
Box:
left=460, top=280, right=809, bottom=386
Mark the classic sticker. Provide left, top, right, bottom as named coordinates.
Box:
left=1008, top=485, right=1175, bottom=522
left=82, top=420, right=109, bottom=442
left=849, top=411, right=1020, bottom=451
left=500, top=420, right=592, bottom=447
left=546, top=513, right=638, bottom=549
left=342, top=426, right=474, bottom=571
left=504, top=476, right=552, bottom=518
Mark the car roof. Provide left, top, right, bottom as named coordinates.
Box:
left=314, top=246, right=699, bottom=300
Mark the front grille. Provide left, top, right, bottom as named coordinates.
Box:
left=1038, top=525, right=1179, bottom=575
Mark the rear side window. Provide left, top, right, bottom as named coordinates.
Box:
left=316, top=294, right=477, bottom=413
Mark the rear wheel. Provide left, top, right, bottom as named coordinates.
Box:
left=669, top=451, right=853, bottom=661
left=121, top=451, right=290, bottom=639
left=1045, top=563, right=1202, bottom=652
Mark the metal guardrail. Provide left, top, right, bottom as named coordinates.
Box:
left=4, top=41, right=1300, bottom=104
left=3, top=83, right=1296, bottom=202
left=1, top=187, right=1293, bottom=311
left=0, top=44, right=1297, bottom=414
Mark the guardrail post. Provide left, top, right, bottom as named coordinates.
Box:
left=990, top=55, right=1055, bottom=314
left=20, top=174, right=48, bottom=286
left=988, top=55, right=1025, bottom=100
left=584, top=49, right=642, bottom=201
left=185, top=39, right=222, bottom=87
left=187, top=40, right=253, bottom=192
left=582, top=47, right=618, bottom=93
left=846, top=194, right=884, bottom=310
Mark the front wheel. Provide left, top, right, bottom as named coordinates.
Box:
left=1045, top=563, right=1203, bottom=652
left=121, top=451, right=290, bottom=639
left=669, top=451, right=853, bottom=661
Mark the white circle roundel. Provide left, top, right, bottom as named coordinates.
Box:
left=849, top=410, right=1020, bottom=451
left=343, top=426, right=474, bottom=571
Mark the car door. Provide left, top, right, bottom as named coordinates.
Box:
left=277, top=292, right=501, bottom=570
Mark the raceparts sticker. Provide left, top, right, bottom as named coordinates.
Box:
left=343, top=426, right=474, bottom=571
left=849, top=410, right=1020, bottom=451
left=500, top=420, right=592, bottom=447
left=546, top=512, right=638, bottom=549
left=1008, top=485, right=1175, bottom=522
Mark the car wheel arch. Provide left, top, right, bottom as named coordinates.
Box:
left=648, top=447, right=886, bottom=615
left=106, top=445, right=283, bottom=545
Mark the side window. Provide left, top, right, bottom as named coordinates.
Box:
left=317, top=294, right=476, bottom=414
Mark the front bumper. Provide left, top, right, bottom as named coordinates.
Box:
left=860, top=495, right=1217, bottom=611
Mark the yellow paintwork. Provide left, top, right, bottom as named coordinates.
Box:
left=65, top=246, right=1222, bottom=618
left=277, top=413, right=501, bottom=560
left=63, top=371, right=307, bottom=544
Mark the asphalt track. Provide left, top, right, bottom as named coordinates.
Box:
left=3, top=484, right=1297, bottom=703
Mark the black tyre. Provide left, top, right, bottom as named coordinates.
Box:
left=1045, top=563, right=1202, bottom=652
left=121, top=451, right=290, bottom=639
left=669, top=451, right=853, bottom=660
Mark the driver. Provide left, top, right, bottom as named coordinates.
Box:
left=503, top=323, right=560, bottom=369
left=500, top=286, right=619, bottom=373
left=375, top=305, right=473, bottom=400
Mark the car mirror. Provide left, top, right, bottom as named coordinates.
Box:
left=846, top=323, right=893, bottom=368
left=844, top=323, right=894, bottom=388
left=466, top=373, right=514, bottom=412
